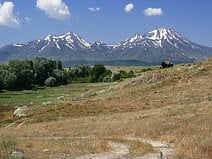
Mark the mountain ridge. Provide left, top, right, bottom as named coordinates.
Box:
left=0, top=27, right=212, bottom=65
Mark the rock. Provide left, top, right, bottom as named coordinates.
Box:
left=42, top=101, right=52, bottom=105
left=11, top=150, right=24, bottom=158
left=43, top=149, right=50, bottom=152
left=87, top=90, right=97, bottom=96
left=57, top=96, right=64, bottom=100
left=13, top=106, right=28, bottom=117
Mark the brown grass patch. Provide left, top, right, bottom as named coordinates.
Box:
left=0, top=59, right=211, bottom=158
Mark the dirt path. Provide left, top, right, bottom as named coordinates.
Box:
left=71, top=136, right=173, bottom=159
left=126, top=137, right=173, bottom=159
left=15, top=136, right=173, bottom=159
left=75, top=141, right=129, bottom=159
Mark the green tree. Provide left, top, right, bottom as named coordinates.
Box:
left=8, top=60, right=34, bottom=89
left=52, top=69, right=67, bottom=85
left=0, top=69, right=6, bottom=90
left=112, top=70, right=134, bottom=81
left=73, top=65, right=90, bottom=78
left=33, top=57, right=56, bottom=85
left=112, top=73, right=121, bottom=81
left=66, top=69, right=75, bottom=82
left=57, top=60, right=62, bottom=70
left=0, top=74, right=3, bottom=91
left=3, top=72, right=17, bottom=90
left=0, top=69, right=11, bottom=90
left=89, top=64, right=106, bottom=82
left=99, top=70, right=112, bottom=82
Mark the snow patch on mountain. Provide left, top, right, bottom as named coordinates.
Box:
left=13, top=44, right=23, bottom=47
left=39, top=43, right=49, bottom=52
left=1, top=27, right=212, bottom=63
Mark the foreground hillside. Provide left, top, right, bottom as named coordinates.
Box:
left=0, top=59, right=211, bottom=159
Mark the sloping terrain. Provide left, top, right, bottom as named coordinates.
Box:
left=0, top=59, right=211, bottom=159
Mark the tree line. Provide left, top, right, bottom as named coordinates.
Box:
left=0, top=57, right=134, bottom=91
left=0, top=57, right=65, bottom=90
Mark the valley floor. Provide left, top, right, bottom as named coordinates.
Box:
left=0, top=59, right=211, bottom=159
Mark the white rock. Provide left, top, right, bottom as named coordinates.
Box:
left=13, top=106, right=28, bottom=117
left=12, top=150, right=24, bottom=157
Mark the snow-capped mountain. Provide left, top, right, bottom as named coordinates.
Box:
left=41, top=32, right=90, bottom=51
left=111, top=28, right=212, bottom=62
left=0, top=28, right=212, bottom=65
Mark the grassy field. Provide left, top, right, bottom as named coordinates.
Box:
left=0, top=59, right=211, bottom=159
left=0, top=83, right=116, bottom=107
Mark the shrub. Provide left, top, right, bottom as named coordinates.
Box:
left=112, top=73, right=121, bottom=81
left=8, top=60, right=34, bottom=89
left=0, top=80, right=3, bottom=91
left=45, top=77, right=57, bottom=87
left=99, top=70, right=112, bottom=82
left=52, top=69, right=68, bottom=85
left=72, top=65, right=90, bottom=78
left=57, top=60, right=62, bottom=70
left=140, top=68, right=153, bottom=72
left=0, top=69, right=8, bottom=90
left=0, top=73, right=3, bottom=91
left=89, top=64, right=107, bottom=82
left=73, top=77, right=88, bottom=83
left=0, top=137, right=17, bottom=158
left=112, top=70, right=135, bottom=81
left=3, top=73, right=17, bottom=90
left=33, top=57, right=57, bottom=85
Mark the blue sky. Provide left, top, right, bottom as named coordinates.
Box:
left=0, top=0, right=212, bottom=47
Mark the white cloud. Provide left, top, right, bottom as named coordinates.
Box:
left=36, top=0, right=70, bottom=20
left=143, top=7, right=163, bottom=16
left=0, top=1, right=20, bottom=27
left=88, top=7, right=100, bottom=12
left=124, top=3, right=134, bottom=12
left=24, top=17, right=33, bottom=24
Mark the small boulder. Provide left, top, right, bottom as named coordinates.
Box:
left=11, top=150, right=24, bottom=158
left=13, top=106, right=28, bottom=117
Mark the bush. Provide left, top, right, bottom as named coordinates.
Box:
left=72, top=65, right=90, bottom=78
left=33, top=57, right=57, bottom=85
left=0, top=79, right=3, bottom=91
left=112, top=70, right=135, bottom=81
left=140, top=68, right=153, bottom=72
left=112, top=73, right=121, bottom=81
left=73, top=77, right=88, bottom=83
left=0, top=71, right=4, bottom=90
left=52, top=69, right=67, bottom=85
left=3, top=73, right=17, bottom=90
left=0, top=137, right=17, bottom=158
left=8, top=60, right=34, bottom=89
left=89, top=64, right=107, bottom=82
left=45, top=77, right=57, bottom=87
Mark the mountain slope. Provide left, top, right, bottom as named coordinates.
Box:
left=111, top=28, right=212, bottom=63
left=0, top=28, right=212, bottom=64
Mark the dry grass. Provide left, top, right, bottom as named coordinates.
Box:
left=0, top=59, right=211, bottom=158
left=17, top=138, right=110, bottom=159
left=110, top=137, right=156, bottom=156
left=129, top=140, right=156, bottom=156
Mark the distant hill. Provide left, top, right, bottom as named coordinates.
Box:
left=0, top=28, right=212, bottom=65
